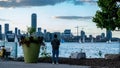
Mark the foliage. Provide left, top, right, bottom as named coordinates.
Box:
left=93, top=0, right=120, bottom=30
left=27, top=27, right=36, bottom=35
left=40, top=46, right=51, bottom=58
left=19, top=27, right=44, bottom=47
left=19, top=36, right=44, bottom=47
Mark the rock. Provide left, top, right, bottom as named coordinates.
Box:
left=69, top=52, right=86, bottom=59
left=105, top=54, right=120, bottom=60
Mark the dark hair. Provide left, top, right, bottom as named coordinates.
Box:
left=54, top=34, right=57, bottom=38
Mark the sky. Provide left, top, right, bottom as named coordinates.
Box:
left=0, top=0, right=120, bottom=38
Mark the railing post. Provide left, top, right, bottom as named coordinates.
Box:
left=15, top=42, right=17, bottom=59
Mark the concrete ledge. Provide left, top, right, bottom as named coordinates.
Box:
left=105, top=54, right=120, bottom=60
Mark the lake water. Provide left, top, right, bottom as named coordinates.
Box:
left=0, top=42, right=119, bottom=58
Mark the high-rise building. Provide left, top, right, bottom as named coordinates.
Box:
left=15, top=27, right=18, bottom=35
left=44, top=29, right=46, bottom=34
left=64, top=29, right=71, bottom=34
left=0, top=25, right=2, bottom=40
left=63, top=29, right=72, bottom=37
left=18, top=29, right=21, bottom=35
left=45, top=32, right=51, bottom=42
left=81, top=30, right=85, bottom=38
left=5, top=23, right=9, bottom=34
left=36, top=27, right=43, bottom=37
left=0, top=25, right=2, bottom=34
left=31, top=13, right=37, bottom=32
left=101, top=33, right=105, bottom=39
left=80, top=30, right=85, bottom=43
left=44, top=29, right=47, bottom=40
left=38, top=27, right=41, bottom=33
left=106, top=30, right=112, bottom=41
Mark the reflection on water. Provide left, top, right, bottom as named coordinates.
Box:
left=0, top=42, right=119, bottom=58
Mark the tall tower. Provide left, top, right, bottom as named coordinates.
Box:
left=0, top=25, right=2, bottom=35
left=15, top=27, right=18, bottom=35
left=18, top=29, right=21, bottom=35
left=80, top=30, right=85, bottom=43
left=38, top=27, right=41, bottom=33
left=0, top=25, right=2, bottom=40
left=31, top=13, right=37, bottom=32
left=106, top=30, right=112, bottom=41
left=4, top=23, right=9, bottom=34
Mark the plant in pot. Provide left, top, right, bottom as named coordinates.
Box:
left=19, top=27, right=44, bottom=63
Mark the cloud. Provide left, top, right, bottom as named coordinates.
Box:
left=71, top=0, right=97, bottom=5
left=0, top=18, right=10, bottom=21
left=0, top=0, right=66, bottom=8
left=53, top=16, right=93, bottom=20
left=0, top=0, right=97, bottom=8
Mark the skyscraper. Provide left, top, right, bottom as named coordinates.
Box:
left=38, top=27, right=41, bottom=33
left=101, top=33, right=105, bottom=39
left=18, top=29, right=21, bottom=35
left=81, top=30, right=85, bottom=38
left=0, top=25, right=2, bottom=35
left=31, top=13, right=37, bottom=32
left=80, top=30, right=85, bottom=43
left=0, top=25, right=2, bottom=40
left=106, top=30, right=112, bottom=41
left=15, top=27, right=18, bottom=35
left=44, top=29, right=47, bottom=34
left=5, top=23, right=9, bottom=34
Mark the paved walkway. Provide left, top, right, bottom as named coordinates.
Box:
left=0, top=61, right=90, bottom=68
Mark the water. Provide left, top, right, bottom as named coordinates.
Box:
left=0, top=42, right=119, bottom=58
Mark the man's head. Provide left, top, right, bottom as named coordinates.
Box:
left=54, top=34, right=57, bottom=38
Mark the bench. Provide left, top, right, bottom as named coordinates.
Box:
left=0, top=47, right=11, bottom=59
left=0, top=50, right=4, bottom=57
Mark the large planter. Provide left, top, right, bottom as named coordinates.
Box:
left=22, top=43, right=40, bottom=63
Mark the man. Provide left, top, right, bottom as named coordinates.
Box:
left=51, top=34, right=60, bottom=64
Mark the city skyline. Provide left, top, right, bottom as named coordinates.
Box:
left=0, top=22, right=115, bottom=40
left=0, top=0, right=120, bottom=38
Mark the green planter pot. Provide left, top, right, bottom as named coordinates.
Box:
left=22, top=43, right=40, bottom=63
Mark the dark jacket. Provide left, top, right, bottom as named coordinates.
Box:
left=51, top=38, right=60, bottom=50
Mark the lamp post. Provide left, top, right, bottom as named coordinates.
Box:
left=4, top=34, right=7, bottom=46
left=118, top=39, right=120, bottom=54
left=14, top=35, right=18, bottom=59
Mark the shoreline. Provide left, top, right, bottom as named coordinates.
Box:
left=10, top=57, right=120, bottom=68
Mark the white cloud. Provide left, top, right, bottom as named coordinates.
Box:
left=0, top=0, right=9, bottom=2
left=54, top=16, right=93, bottom=20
